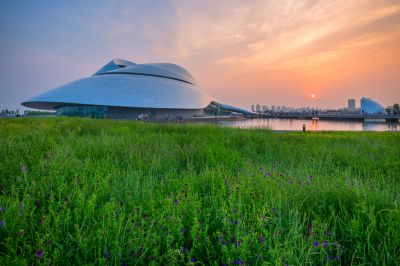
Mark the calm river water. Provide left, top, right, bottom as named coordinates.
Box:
left=217, top=118, right=399, bottom=131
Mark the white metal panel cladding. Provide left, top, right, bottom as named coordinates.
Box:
left=22, top=59, right=212, bottom=110
left=93, top=59, right=194, bottom=84
left=22, top=74, right=211, bottom=110
left=102, top=63, right=196, bottom=85
left=93, top=59, right=135, bottom=76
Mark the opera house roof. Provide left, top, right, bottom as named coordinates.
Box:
left=22, top=59, right=213, bottom=110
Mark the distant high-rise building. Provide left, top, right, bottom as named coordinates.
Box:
left=251, top=105, right=255, bottom=112
left=276, top=106, right=281, bottom=112
left=256, top=104, right=261, bottom=112
left=271, top=105, right=276, bottom=112
left=348, top=99, right=355, bottom=110
left=262, top=105, right=267, bottom=112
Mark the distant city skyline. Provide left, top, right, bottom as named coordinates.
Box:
left=250, top=96, right=386, bottom=112
left=1, top=0, right=399, bottom=111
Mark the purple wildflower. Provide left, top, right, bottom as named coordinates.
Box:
left=19, top=203, right=24, bottom=208
left=137, top=248, right=143, bottom=258
left=38, top=218, right=44, bottom=225
left=324, top=231, right=334, bottom=237
left=236, top=240, right=242, bottom=247
left=260, top=236, right=265, bottom=243
left=234, top=259, right=243, bottom=265
left=313, top=241, right=319, bottom=247
left=266, top=172, right=271, bottom=176
left=327, top=255, right=331, bottom=261
left=221, top=238, right=227, bottom=245
left=104, top=252, right=111, bottom=259
left=234, top=220, right=238, bottom=225
left=0, top=207, right=4, bottom=212
left=121, top=261, right=127, bottom=266
left=197, top=209, right=201, bottom=214
left=191, top=257, right=195, bottom=263
left=233, top=209, right=237, bottom=213
left=0, top=220, right=5, bottom=227
left=322, top=240, right=328, bottom=247
left=23, top=165, right=28, bottom=174
left=334, top=256, right=340, bottom=262
left=309, top=175, right=313, bottom=180
left=173, top=199, right=178, bottom=205
left=183, top=247, right=189, bottom=253
left=37, top=249, right=44, bottom=258
left=181, top=227, right=185, bottom=234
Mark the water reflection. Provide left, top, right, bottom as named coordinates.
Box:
left=310, top=119, right=318, bottom=131
left=218, top=118, right=399, bottom=131
left=388, top=123, right=398, bottom=131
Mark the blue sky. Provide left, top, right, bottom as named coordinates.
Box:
left=1, top=0, right=399, bottom=110
left=0, top=1, right=179, bottom=110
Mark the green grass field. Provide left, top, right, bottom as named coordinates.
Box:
left=0, top=118, right=399, bottom=265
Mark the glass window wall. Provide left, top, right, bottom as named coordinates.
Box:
left=56, top=105, right=108, bottom=118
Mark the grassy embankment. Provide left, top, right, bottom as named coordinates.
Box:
left=0, top=118, right=399, bottom=265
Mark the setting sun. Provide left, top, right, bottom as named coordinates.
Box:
left=311, top=94, right=316, bottom=98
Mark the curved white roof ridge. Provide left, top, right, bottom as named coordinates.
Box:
left=147, top=63, right=194, bottom=79
left=22, top=58, right=213, bottom=110
left=93, top=59, right=136, bottom=76
left=100, top=63, right=196, bottom=85
left=112, top=58, right=135, bottom=66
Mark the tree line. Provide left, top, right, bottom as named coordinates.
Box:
left=0, top=109, right=55, bottom=117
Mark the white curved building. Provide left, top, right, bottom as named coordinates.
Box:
left=360, top=97, right=385, bottom=114
left=22, top=59, right=216, bottom=119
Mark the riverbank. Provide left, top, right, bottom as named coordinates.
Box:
left=0, top=117, right=399, bottom=265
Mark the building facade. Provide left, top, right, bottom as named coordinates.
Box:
left=348, top=99, right=355, bottom=110
left=22, top=59, right=216, bottom=119
left=360, top=97, right=385, bottom=114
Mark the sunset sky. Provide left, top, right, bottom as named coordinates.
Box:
left=1, top=0, right=399, bottom=110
